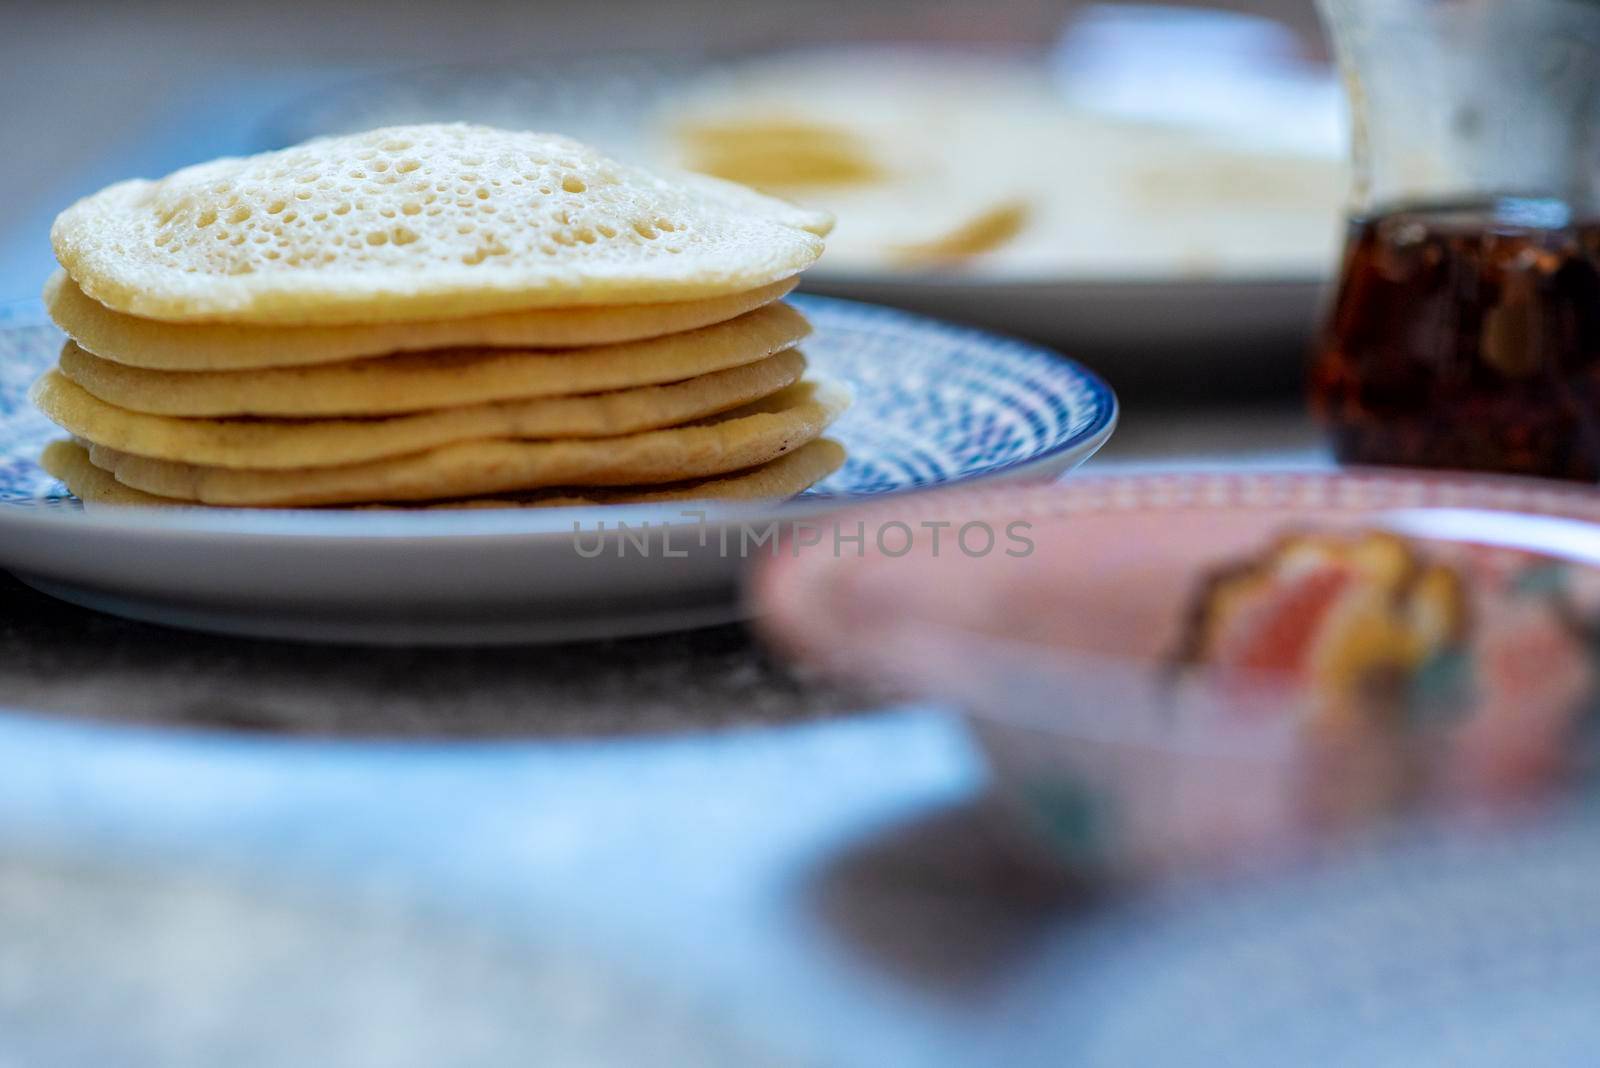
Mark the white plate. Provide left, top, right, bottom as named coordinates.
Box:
left=802, top=272, right=1326, bottom=392
left=0, top=296, right=1116, bottom=644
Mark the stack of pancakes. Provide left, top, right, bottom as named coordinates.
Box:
left=33, top=124, right=849, bottom=508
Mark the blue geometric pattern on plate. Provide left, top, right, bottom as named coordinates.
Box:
left=0, top=295, right=1115, bottom=508
left=0, top=316, right=71, bottom=508
left=793, top=295, right=1114, bottom=497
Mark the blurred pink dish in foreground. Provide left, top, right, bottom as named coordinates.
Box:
left=755, top=471, right=1600, bottom=881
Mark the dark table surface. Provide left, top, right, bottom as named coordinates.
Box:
left=0, top=570, right=858, bottom=738
left=0, top=397, right=1322, bottom=740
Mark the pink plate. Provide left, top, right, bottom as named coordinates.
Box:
left=755, top=470, right=1600, bottom=879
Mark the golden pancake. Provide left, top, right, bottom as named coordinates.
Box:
left=401, top=437, right=847, bottom=508
left=57, top=301, right=809, bottom=417
left=52, top=124, right=832, bottom=324
left=85, top=379, right=851, bottom=506
left=885, top=199, right=1031, bottom=266
left=46, top=271, right=797, bottom=370
left=534, top=436, right=846, bottom=506
left=675, top=118, right=886, bottom=189
left=33, top=349, right=806, bottom=469
left=44, top=437, right=845, bottom=509
left=40, top=439, right=169, bottom=506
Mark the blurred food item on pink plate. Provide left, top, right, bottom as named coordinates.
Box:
left=754, top=471, right=1600, bottom=882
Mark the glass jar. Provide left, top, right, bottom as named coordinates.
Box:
left=1310, top=0, right=1600, bottom=480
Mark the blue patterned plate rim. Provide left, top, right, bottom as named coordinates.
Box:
left=0, top=293, right=1117, bottom=540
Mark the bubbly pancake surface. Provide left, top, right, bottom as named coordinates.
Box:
left=86, top=380, right=851, bottom=506
left=57, top=301, right=810, bottom=417
left=46, top=270, right=798, bottom=370
left=52, top=124, right=832, bottom=324
left=33, top=350, right=807, bottom=469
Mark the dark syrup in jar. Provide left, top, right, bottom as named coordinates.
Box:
left=1310, top=198, right=1600, bottom=481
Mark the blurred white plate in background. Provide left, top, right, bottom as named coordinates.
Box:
left=268, top=28, right=1345, bottom=388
